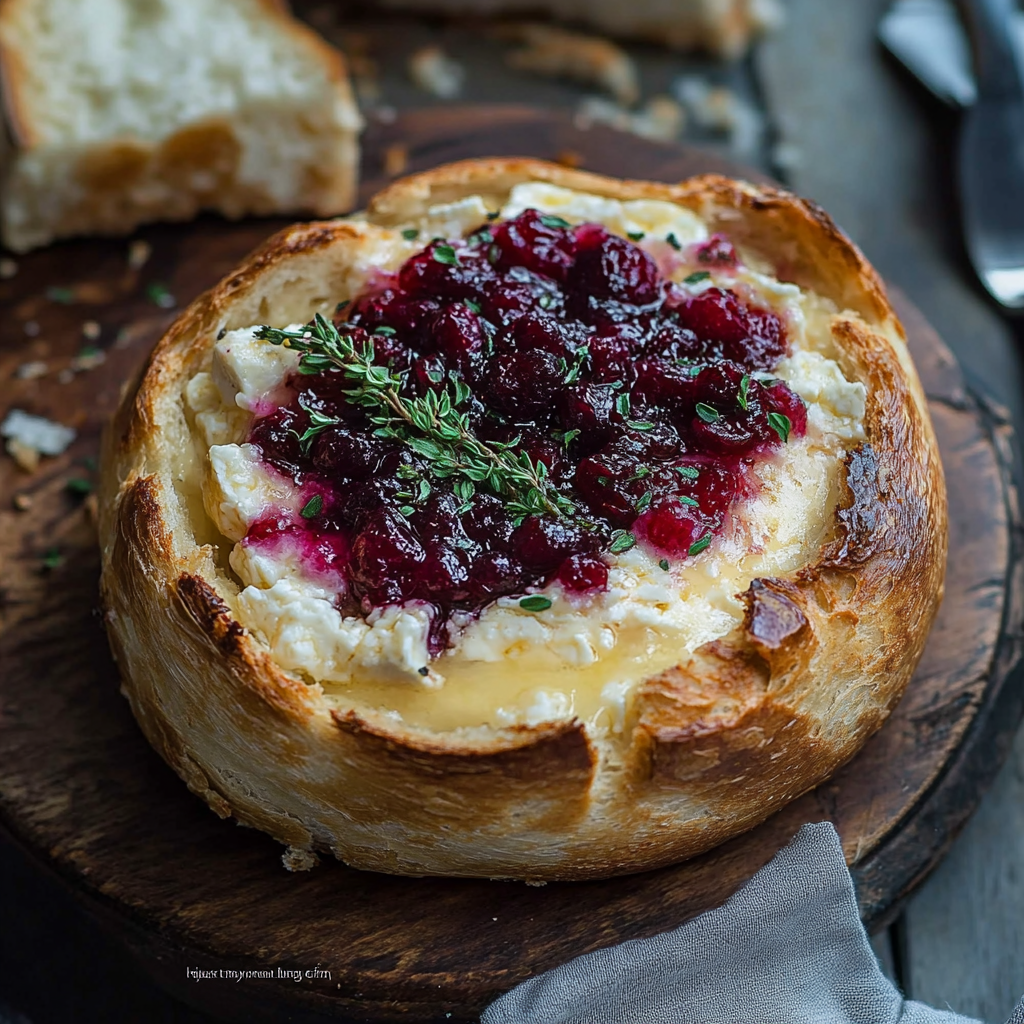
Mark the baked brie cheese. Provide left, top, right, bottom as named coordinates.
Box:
left=98, top=160, right=947, bottom=880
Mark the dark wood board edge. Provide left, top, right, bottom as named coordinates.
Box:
left=853, top=337, right=1024, bottom=928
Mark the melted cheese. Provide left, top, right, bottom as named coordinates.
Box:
left=190, top=184, right=868, bottom=734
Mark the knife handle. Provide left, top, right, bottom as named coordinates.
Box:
left=959, top=0, right=1024, bottom=98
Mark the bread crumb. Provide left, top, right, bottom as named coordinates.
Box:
left=557, top=149, right=583, bottom=169
left=504, top=24, right=639, bottom=106
left=23, top=320, right=40, bottom=337
left=6, top=438, right=40, bottom=473
left=673, top=76, right=764, bottom=158
left=127, top=239, right=152, bottom=271
left=2, top=408, right=76, bottom=456
left=752, top=0, right=785, bottom=33
left=71, top=348, right=106, bottom=371
left=408, top=46, right=464, bottom=99
left=15, top=361, right=48, bottom=380
left=146, top=282, right=176, bottom=309
left=281, top=845, right=320, bottom=872
left=772, top=140, right=803, bottom=172
left=383, top=142, right=409, bottom=178
left=81, top=320, right=102, bottom=341
left=0, top=258, right=17, bottom=279
left=575, top=95, right=685, bottom=142
left=635, top=95, right=686, bottom=141
left=13, top=492, right=33, bottom=511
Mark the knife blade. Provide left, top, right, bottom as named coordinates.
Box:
left=958, top=0, right=1024, bottom=309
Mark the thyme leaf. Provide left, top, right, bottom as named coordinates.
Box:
left=768, top=412, right=792, bottom=443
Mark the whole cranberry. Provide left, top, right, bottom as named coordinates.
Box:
left=567, top=227, right=661, bottom=306
left=488, top=209, right=577, bottom=282
left=587, top=327, right=636, bottom=379
left=634, top=500, right=703, bottom=559
left=479, top=270, right=558, bottom=325
left=760, top=379, right=808, bottom=439
left=673, top=287, right=786, bottom=370
left=407, top=354, right=448, bottom=398
left=558, top=383, right=616, bottom=446
left=462, top=493, right=517, bottom=548
left=573, top=435, right=650, bottom=527
left=398, top=240, right=497, bottom=302
left=248, top=406, right=306, bottom=474
left=633, top=358, right=702, bottom=410
left=328, top=477, right=404, bottom=530
left=371, top=330, right=413, bottom=370
left=496, top=312, right=589, bottom=360
left=645, top=319, right=703, bottom=362
left=311, top=427, right=397, bottom=479
left=348, top=288, right=441, bottom=349
left=512, top=516, right=593, bottom=572
left=432, top=303, right=487, bottom=375
left=486, top=349, right=565, bottom=418
left=414, top=542, right=472, bottom=605
left=556, top=552, right=609, bottom=593
left=516, top=427, right=570, bottom=480
left=350, top=508, right=427, bottom=606
left=410, top=492, right=474, bottom=552
left=466, top=550, right=527, bottom=601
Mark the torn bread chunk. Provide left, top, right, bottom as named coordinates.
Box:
left=0, top=0, right=363, bottom=251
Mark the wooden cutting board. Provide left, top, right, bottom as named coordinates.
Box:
left=1, top=108, right=1022, bottom=1024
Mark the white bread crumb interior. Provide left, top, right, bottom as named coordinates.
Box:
left=0, top=0, right=363, bottom=251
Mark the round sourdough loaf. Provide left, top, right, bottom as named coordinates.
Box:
left=98, top=160, right=947, bottom=880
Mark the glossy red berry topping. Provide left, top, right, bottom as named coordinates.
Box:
left=241, top=210, right=806, bottom=649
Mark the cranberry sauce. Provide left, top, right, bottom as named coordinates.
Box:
left=243, top=209, right=806, bottom=644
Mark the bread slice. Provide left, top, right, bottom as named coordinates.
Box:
left=375, top=0, right=782, bottom=58
left=0, top=0, right=363, bottom=252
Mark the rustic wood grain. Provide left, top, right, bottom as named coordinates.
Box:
left=0, top=109, right=1020, bottom=1024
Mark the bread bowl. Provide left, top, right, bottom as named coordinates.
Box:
left=98, top=159, right=947, bottom=880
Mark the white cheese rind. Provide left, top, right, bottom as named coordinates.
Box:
left=775, top=350, right=867, bottom=441
left=237, top=580, right=437, bottom=686
left=205, top=443, right=300, bottom=542
left=212, top=326, right=301, bottom=413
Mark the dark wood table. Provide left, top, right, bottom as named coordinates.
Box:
left=1, top=1, right=1022, bottom=1021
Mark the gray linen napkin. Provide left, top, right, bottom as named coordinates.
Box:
left=482, top=822, right=1024, bottom=1024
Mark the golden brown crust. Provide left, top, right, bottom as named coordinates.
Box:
left=98, top=160, right=947, bottom=879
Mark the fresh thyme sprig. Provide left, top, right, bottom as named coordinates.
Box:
left=254, top=314, right=574, bottom=521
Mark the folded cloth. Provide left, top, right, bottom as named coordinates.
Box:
left=482, top=822, right=1024, bottom=1024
